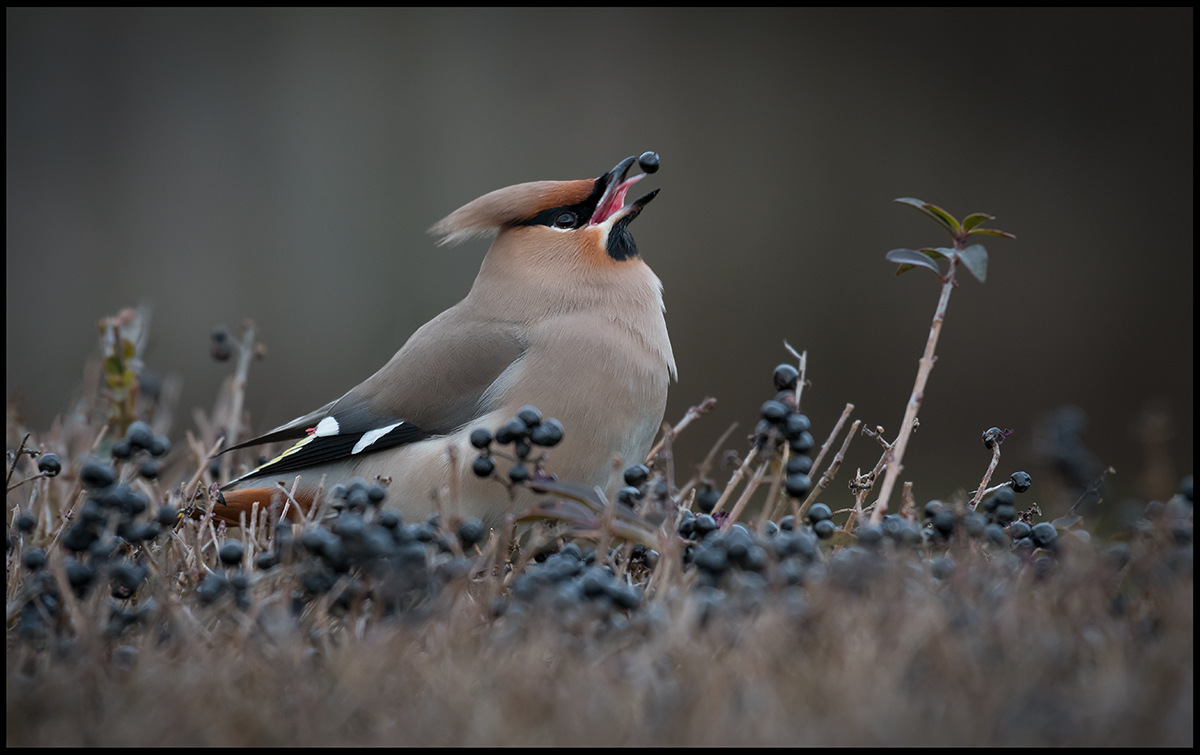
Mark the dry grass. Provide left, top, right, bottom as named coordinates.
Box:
left=5, top=321, right=1193, bottom=747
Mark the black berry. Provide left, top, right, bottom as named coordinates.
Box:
left=37, top=453, right=62, bottom=477
left=138, top=459, right=159, bottom=480
left=1010, top=471, right=1032, bottom=493
left=693, top=514, right=718, bottom=537
left=377, top=510, right=402, bottom=530
left=857, top=526, right=883, bottom=548
left=66, top=560, right=96, bottom=589
left=218, top=541, right=244, bottom=566
left=517, top=406, right=542, bottom=428
left=458, top=518, right=485, bottom=549
left=63, top=524, right=99, bottom=553
left=156, top=505, right=178, bottom=527
left=472, top=456, right=495, bottom=478
left=495, top=419, right=527, bottom=445
left=623, top=464, right=650, bottom=487
left=786, top=454, right=813, bottom=476
left=783, top=413, right=811, bottom=441
left=994, top=504, right=1016, bottom=526
left=529, top=418, right=564, bottom=447
left=773, top=363, right=799, bottom=391
left=197, top=574, right=228, bottom=604
left=126, top=421, right=154, bottom=451
left=785, top=473, right=812, bottom=499
left=695, top=483, right=721, bottom=514
left=23, top=547, right=47, bottom=570
left=1031, top=522, right=1058, bottom=548
left=807, top=502, right=832, bottom=523
left=109, top=561, right=148, bottom=597
left=933, top=510, right=955, bottom=537
left=985, top=523, right=1007, bottom=546
left=617, top=486, right=642, bottom=505
left=789, top=432, right=815, bottom=455
left=469, top=428, right=493, bottom=449
left=694, top=545, right=728, bottom=574
left=760, top=400, right=789, bottom=424
left=345, top=488, right=371, bottom=511
left=149, top=436, right=170, bottom=458
left=638, top=151, right=660, bottom=174
left=983, top=427, right=1005, bottom=450
left=79, top=461, right=116, bottom=489
left=1008, top=521, right=1032, bottom=540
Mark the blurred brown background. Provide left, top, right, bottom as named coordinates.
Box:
left=7, top=9, right=1193, bottom=511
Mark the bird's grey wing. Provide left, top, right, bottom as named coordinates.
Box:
left=226, top=306, right=527, bottom=484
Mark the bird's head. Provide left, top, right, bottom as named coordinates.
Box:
left=429, top=155, right=659, bottom=266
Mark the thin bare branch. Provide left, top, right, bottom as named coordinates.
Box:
left=645, top=397, right=717, bottom=463
left=799, top=419, right=861, bottom=522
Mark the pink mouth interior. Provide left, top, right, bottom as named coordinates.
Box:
left=590, top=174, right=644, bottom=225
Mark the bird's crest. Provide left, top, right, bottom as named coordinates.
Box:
left=429, top=179, right=595, bottom=247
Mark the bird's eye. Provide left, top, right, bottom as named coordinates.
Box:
left=553, top=211, right=577, bottom=229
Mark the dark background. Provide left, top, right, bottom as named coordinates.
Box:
left=7, top=9, right=1193, bottom=512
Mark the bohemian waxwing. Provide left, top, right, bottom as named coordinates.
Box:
left=212, top=155, right=675, bottom=528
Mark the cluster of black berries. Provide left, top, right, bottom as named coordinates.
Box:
left=189, top=539, right=249, bottom=609
left=903, top=476, right=1058, bottom=556
left=980, top=472, right=1037, bottom=526
left=469, top=406, right=564, bottom=484
left=225, top=481, right=487, bottom=617
left=502, top=542, right=643, bottom=619
left=111, top=420, right=171, bottom=480
left=677, top=505, right=837, bottom=595
left=13, top=458, right=175, bottom=640
left=616, top=462, right=672, bottom=513
left=756, top=364, right=816, bottom=501
left=61, top=461, right=170, bottom=557
left=854, top=513, right=923, bottom=550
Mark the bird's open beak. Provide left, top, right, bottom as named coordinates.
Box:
left=589, top=156, right=658, bottom=227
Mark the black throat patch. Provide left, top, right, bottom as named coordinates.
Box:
left=606, top=211, right=640, bottom=261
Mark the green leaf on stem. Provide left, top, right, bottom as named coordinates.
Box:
left=961, top=212, right=995, bottom=232
left=920, top=247, right=956, bottom=260
left=923, top=203, right=962, bottom=235
left=894, top=197, right=961, bottom=236
left=886, top=248, right=943, bottom=276
left=958, top=243, right=988, bottom=283
left=968, top=227, right=1017, bottom=239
